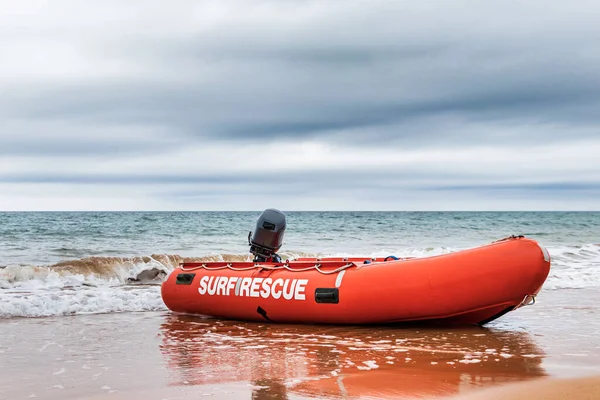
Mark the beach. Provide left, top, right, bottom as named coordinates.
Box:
left=2, top=0, right=600, bottom=394
left=1, top=288, right=600, bottom=400
left=1, top=211, right=600, bottom=399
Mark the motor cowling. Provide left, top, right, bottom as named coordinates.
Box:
left=249, top=208, right=286, bottom=262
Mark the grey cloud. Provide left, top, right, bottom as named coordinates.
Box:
left=0, top=115, right=186, bottom=157
left=0, top=169, right=458, bottom=185
left=1, top=0, right=600, bottom=213
left=0, top=137, right=176, bottom=157
left=7, top=75, right=598, bottom=152
left=1, top=169, right=594, bottom=192
left=156, top=179, right=600, bottom=210
left=2, top=0, right=600, bottom=155
left=426, top=183, right=600, bottom=192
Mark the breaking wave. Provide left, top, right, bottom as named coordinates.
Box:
left=1, top=244, right=598, bottom=319
left=0, top=251, right=320, bottom=319
left=542, top=244, right=600, bottom=290
left=1, top=254, right=248, bottom=286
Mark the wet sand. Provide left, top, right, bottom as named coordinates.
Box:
left=443, top=375, right=600, bottom=400
left=1, top=288, right=600, bottom=400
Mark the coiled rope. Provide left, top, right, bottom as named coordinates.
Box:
left=180, top=262, right=357, bottom=275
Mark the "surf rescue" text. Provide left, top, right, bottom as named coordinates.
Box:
left=198, top=276, right=309, bottom=300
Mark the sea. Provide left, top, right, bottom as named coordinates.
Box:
left=1, top=211, right=600, bottom=399
left=1, top=211, right=598, bottom=319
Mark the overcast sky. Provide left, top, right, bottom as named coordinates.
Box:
left=1, top=0, right=599, bottom=211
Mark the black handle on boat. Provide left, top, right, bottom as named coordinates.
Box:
left=384, top=255, right=399, bottom=261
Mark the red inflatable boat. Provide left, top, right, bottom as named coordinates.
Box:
left=161, top=235, right=551, bottom=326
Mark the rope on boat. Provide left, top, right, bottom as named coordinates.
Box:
left=180, top=262, right=357, bottom=275
left=180, top=236, right=523, bottom=274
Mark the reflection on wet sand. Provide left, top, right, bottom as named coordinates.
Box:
left=159, top=315, right=547, bottom=399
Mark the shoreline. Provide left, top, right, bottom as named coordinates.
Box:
left=17, top=374, right=600, bottom=400
left=2, top=306, right=600, bottom=400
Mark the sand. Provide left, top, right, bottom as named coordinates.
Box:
left=2, top=288, right=600, bottom=399
left=21, top=375, right=600, bottom=400
left=445, top=375, right=600, bottom=400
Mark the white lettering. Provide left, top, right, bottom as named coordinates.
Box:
left=198, top=276, right=308, bottom=300
left=283, top=279, right=296, bottom=300
left=235, top=277, right=242, bottom=296
left=198, top=276, right=209, bottom=295
left=250, top=278, right=263, bottom=298
left=216, top=276, right=228, bottom=295
left=260, top=278, right=273, bottom=298
left=294, top=279, right=308, bottom=300
left=272, top=278, right=284, bottom=299
left=226, top=277, right=238, bottom=296
left=207, top=276, right=218, bottom=295
left=239, top=277, right=252, bottom=297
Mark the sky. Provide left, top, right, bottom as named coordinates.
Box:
left=1, top=0, right=599, bottom=211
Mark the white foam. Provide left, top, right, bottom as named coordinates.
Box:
left=357, top=360, right=379, bottom=370
left=459, top=359, right=481, bottom=364
left=543, top=244, right=600, bottom=290
left=296, top=247, right=456, bottom=261
left=0, top=254, right=178, bottom=318
left=0, top=284, right=166, bottom=318
left=0, top=258, right=172, bottom=288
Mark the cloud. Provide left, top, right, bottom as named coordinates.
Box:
left=1, top=0, right=599, bottom=210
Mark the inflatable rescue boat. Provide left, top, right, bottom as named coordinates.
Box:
left=161, top=209, right=551, bottom=326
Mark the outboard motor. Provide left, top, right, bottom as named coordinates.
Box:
left=248, top=208, right=286, bottom=263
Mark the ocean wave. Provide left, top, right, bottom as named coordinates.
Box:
left=0, top=249, right=444, bottom=287
left=0, top=254, right=249, bottom=286
left=1, top=244, right=598, bottom=318
left=543, top=244, right=600, bottom=290
left=0, top=285, right=166, bottom=318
